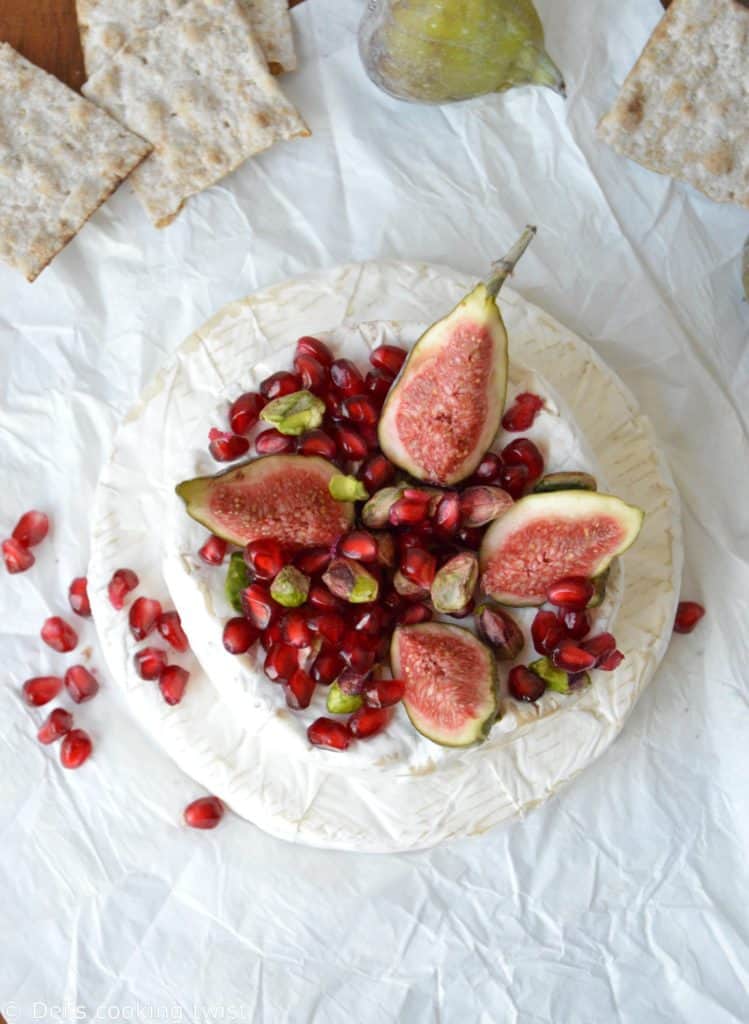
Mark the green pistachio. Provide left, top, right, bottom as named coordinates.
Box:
left=326, top=681, right=364, bottom=714
left=361, top=486, right=404, bottom=528
left=269, top=565, right=310, bottom=607
left=322, top=557, right=379, bottom=603
left=430, top=552, right=478, bottom=613
left=329, top=474, right=370, bottom=502
left=259, top=390, right=325, bottom=436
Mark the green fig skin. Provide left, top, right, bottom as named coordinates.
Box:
left=533, top=472, right=598, bottom=494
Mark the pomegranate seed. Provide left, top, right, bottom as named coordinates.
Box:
left=363, top=679, right=405, bottom=708
left=157, top=610, right=189, bottom=652
left=41, top=616, right=78, bottom=653
left=22, top=675, right=63, bottom=706
left=552, top=639, right=597, bottom=673
left=307, top=717, right=351, bottom=750
left=370, top=344, right=406, bottom=376
left=222, top=616, right=258, bottom=654
left=308, top=611, right=346, bottom=646
left=284, top=668, right=316, bottom=709
left=497, top=463, right=528, bottom=499
left=260, top=619, right=283, bottom=651
left=308, top=582, right=344, bottom=611
left=365, top=370, right=393, bottom=405
left=352, top=604, right=387, bottom=635
left=456, top=525, right=484, bottom=549
left=60, top=728, right=92, bottom=769
left=255, top=428, right=296, bottom=454
left=64, top=665, right=99, bottom=703
left=159, top=665, right=189, bottom=705
left=598, top=649, right=625, bottom=671
left=37, top=707, right=73, bottom=744
left=343, top=395, right=379, bottom=426
left=68, top=577, right=91, bottom=617
left=296, top=335, right=334, bottom=367
left=341, top=630, right=376, bottom=673
left=358, top=453, right=394, bottom=493
left=434, top=492, right=460, bottom=535
left=580, top=632, right=617, bottom=665
left=311, top=647, right=344, bottom=685
left=244, top=538, right=285, bottom=580
left=294, top=352, right=328, bottom=393
left=397, top=602, right=432, bottom=625
left=508, top=665, right=546, bottom=702
left=338, top=667, right=372, bottom=694
left=474, top=452, right=503, bottom=482
left=323, top=391, right=345, bottom=420
left=12, top=510, right=49, bottom=547
left=228, top=392, right=265, bottom=434
left=297, top=428, right=337, bottom=459
left=208, top=428, right=250, bottom=462
left=260, top=370, right=302, bottom=400
left=184, top=795, right=224, bottom=829
left=531, top=610, right=568, bottom=655
left=389, top=497, right=428, bottom=526
left=107, top=568, right=138, bottom=609
left=547, top=576, right=594, bottom=611
left=330, top=358, right=365, bottom=397
left=133, top=647, right=168, bottom=680
left=264, top=642, right=299, bottom=683
left=198, top=535, right=227, bottom=565
left=502, top=392, right=544, bottom=431
left=295, top=547, right=331, bottom=575
left=281, top=609, right=313, bottom=647
left=401, top=547, right=437, bottom=589
left=674, top=601, right=705, bottom=635
left=129, top=597, right=162, bottom=641
left=241, top=583, right=280, bottom=630
left=334, top=425, right=368, bottom=460
left=348, top=705, right=392, bottom=738
left=501, top=438, right=545, bottom=483
left=358, top=422, right=379, bottom=451
left=338, top=531, right=378, bottom=563
left=2, top=537, right=35, bottom=573
left=559, top=609, right=591, bottom=640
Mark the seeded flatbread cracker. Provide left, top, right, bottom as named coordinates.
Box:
left=0, top=44, right=151, bottom=282
left=82, top=0, right=308, bottom=229
left=76, top=0, right=296, bottom=76
left=597, top=0, right=749, bottom=208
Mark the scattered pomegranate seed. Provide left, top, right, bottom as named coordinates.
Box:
left=497, top=463, right=528, bottom=499
left=284, top=668, right=316, bottom=709
left=12, top=510, right=49, bottom=547
left=41, top=616, right=78, bottom=653
left=401, top=547, right=437, bottom=589
left=260, top=370, right=302, bottom=400
left=330, top=358, right=365, bottom=397
left=2, top=537, right=35, bottom=573
left=323, top=391, right=344, bottom=420
left=341, top=631, right=376, bottom=674
left=255, top=428, right=296, bottom=454
left=363, top=679, right=405, bottom=708
left=280, top=609, right=313, bottom=648
left=365, top=370, right=392, bottom=405
left=159, top=665, right=189, bottom=705
left=228, top=392, right=265, bottom=435
left=245, top=538, right=285, bottom=580
left=338, top=531, right=378, bottom=563
left=559, top=609, right=590, bottom=640
left=397, top=602, right=432, bottom=625
left=242, top=583, right=280, bottom=630
left=129, top=597, right=162, bottom=641
left=198, top=534, right=227, bottom=565
left=531, top=610, right=567, bottom=655
left=502, top=392, right=544, bottom=432
left=673, top=601, right=705, bottom=635
left=184, top=795, right=224, bottom=829
left=358, top=422, right=379, bottom=451
left=547, top=576, right=594, bottom=611
left=343, top=394, right=379, bottom=426
left=334, top=425, right=368, bottom=460
left=296, top=335, right=334, bottom=367
left=133, top=647, right=169, bottom=680
left=107, top=568, right=138, bottom=610
left=370, top=344, right=406, bottom=377
left=456, top=525, right=484, bottom=549
left=222, top=616, right=258, bottom=654
left=22, top=675, right=63, bottom=706
left=311, top=647, right=344, bottom=685
left=264, top=642, right=299, bottom=683
left=60, top=728, right=92, bottom=769
left=294, top=352, right=328, bottom=393
left=157, top=610, right=189, bottom=652
left=389, top=497, right=428, bottom=526
left=260, top=619, right=284, bottom=651
left=598, top=649, right=625, bottom=671
left=64, top=665, right=100, bottom=703
left=297, top=428, right=337, bottom=459
left=208, top=428, right=250, bottom=462
left=474, top=452, right=503, bottom=482
left=307, top=717, right=351, bottom=750
left=338, top=667, right=372, bottom=694
left=580, top=632, right=617, bottom=665
left=508, top=665, right=546, bottom=702
left=67, top=577, right=91, bottom=617
left=348, top=705, right=392, bottom=738
left=37, top=707, right=74, bottom=744
left=552, top=639, right=597, bottom=673
left=352, top=604, right=387, bottom=635
left=295, top=547, right=331, bottom=575
left=434, top=492, right=460, bottom=535
left=308, top=582, right=343, bottom=611
left=358, top=453, right=394, bottom=492
left=501, top=438, right=545, bottom=484
left=309, top=611, right=346, bottom=646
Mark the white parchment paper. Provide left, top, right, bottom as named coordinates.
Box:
left=1, top=0, right=747, bottom=1020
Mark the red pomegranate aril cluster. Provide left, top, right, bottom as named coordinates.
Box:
left=312, top=648, right=343, bottom=685
left=497, top=463, right=528, bottom=500
left=334, top=424, right=368, bottom=460
left=294, top=352, right=328, bottom=393
left=295, top=547, right=331, bottom=575
left=546, top=575, right=594, bottom=610
left=501, top=438, right=544, bottom=485
left=245, top=538, right=285, bottom=580
left=307, top=717, right=352, bottom=750
left=365, top=370, right=392, bottom=405
left=509, top=665, right=546, bottom=702
left=264, top=642, right=300, bottom=683
left=349, top=705, right=392, bottom=738
left=68, top=577, right=91, bottom=618
left=229, top=392, right=265, bottom=435
left=2, top=537, right=35, bottom=573
left=401, top=547, right=437, bottom=589
left=363, top=679, right=405, bottom=708
left=284, top=668, right=316, bottom=709
left=358, top=453, right=394, bottom=492
left=309, top=611, right=345, bottom=645
left=223, top=616, right=258, bottom=654
left=339, top=531, right=378, bottom=563
left=208, top=428, right=250, bottom=462
left=330, top=358, right=365, bottom=397
left=296, top=335, right=334, bottom=367
left=243, top=583, right=280, bottom=630
left=501, top=392, right=544, bottom=432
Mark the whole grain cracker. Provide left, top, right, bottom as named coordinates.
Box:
left=597, top=0, right=749, bottom=208
left=83, top=0, right=308, bottom=229
left=0, top=44, right=151, bottom=282
left=76, top=0, right=296, bottom=76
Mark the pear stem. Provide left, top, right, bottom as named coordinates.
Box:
left=486, top=225, right=537, bottom=298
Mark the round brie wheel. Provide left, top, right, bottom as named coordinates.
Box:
left=89, top=262, right=682, bottom=852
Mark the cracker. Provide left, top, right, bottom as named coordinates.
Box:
left=76, top=0, right=296, bottom=76
left=597, top=0, right=749, bottom=208
left=83, top=0, right=308, bottom=229
left=0, top=44, right=151, bottom=282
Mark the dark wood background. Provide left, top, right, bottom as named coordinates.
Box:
left=0, top=0, right=306, bottom=90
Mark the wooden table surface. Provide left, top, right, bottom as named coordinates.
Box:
left=0, top=0, right=305, bottom=90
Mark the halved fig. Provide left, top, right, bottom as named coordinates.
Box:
left=533, top=471, right=597, bottom=493
left=176, top=455, right=354, bottom=548
left=479, top=491, right=643, bottom=606
left=391, top=623, right=498, bottom=747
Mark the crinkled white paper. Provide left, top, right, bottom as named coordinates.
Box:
left=1, top=0, right=748, bottom=1020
